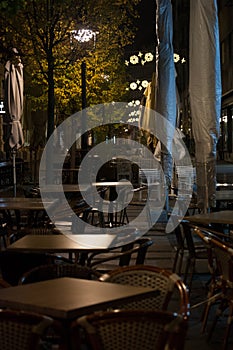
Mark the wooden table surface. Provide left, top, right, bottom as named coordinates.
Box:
left=40, top=184, right=90, bottom=193
left=92, top=181, right=132, bottom=187
left=0, top=197, right=57, bottom=211
left=0, top=277, right=156, bottom=320
left=185, top=210, right=233, bottom=225
left=7, top=233, right=125, bottom=252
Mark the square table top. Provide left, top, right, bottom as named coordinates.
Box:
left=6, top=233, right=125, bottom=252
left=0, top=277, right=156, bottom=320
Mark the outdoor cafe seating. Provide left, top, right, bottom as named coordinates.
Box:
left=0, top=308, right=55, bottom=350
left=72, top=309, right=186, bottom=350
left=99, top=264, right=189, bottom=319
left=85, top=237, right=153, bottom=272
left=192, top=226, right=233, bottom=350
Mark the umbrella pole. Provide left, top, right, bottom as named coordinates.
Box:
left=12, top=149, right=17, bottom=197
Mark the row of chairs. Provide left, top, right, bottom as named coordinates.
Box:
left=0, top=307, right=186, bottom=350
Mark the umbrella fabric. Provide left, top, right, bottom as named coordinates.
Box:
left=155, top=0, right=177, bottom=188
left=189, top=0, right=221, bottom=211
left=140, top=0, right=176, bottom=188
left=4, top=48, right=24, bottom=150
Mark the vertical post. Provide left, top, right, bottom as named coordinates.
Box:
left=81, top=61, right=88, bottom=156
left=12, top=149, right=16, bottom=197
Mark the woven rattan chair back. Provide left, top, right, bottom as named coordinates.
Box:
left=100, top=265, right=189, bottom=318
left=0, top=309, right=54, bottom=350
left=0, top=278, right=11, bottom=288
left=212, top=238, right=233, bottom=286
left=19, top=263, right=100, bottom=284
left=72, top=309, right=186, bottom=350
left=0, top=251, right=71, bottom=286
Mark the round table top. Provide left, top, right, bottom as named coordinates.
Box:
left=185, top=210, right=233, bottom=225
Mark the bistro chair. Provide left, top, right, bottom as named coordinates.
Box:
left=0, top=278, right=11, bottom=288
left=0, top=218, right=9, bottom=249
left=82, top=186, right=109, bottom=227
left=86, top=237, right=153, bottom=273
left=26, top=226, right=61, bottom=235
left=108, top=186, right=130, bottom=227
left=71, top=309, right=186, bottom=350
left=19, top=263, right=101, bottom=285
left=0, top=251, right=73, bottom=286
left=172, top=221, right=208, bottom=294
left=9, top=226, right=62, bottom=242
left=100, top=264, right=189, bottom=320
left=203, top=234, right=233, bottom=350
left=0, top=309, right=55, bottom=350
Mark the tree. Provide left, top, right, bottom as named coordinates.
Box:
left=1, top=0, right=141, bottom=140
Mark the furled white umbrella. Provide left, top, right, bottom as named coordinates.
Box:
left=4, top=48, right=24, bottom=196
left=189, top=0, right=222, bottom=212
left=154, top=0, right=177, bottom=188
left=140, top=0, right=177, bottom=187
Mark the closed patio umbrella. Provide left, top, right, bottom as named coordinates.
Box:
left=154, top=0, right=177, bottom=188
left=140, top=0, right=177, bottom=187
left=189, top=0, right=221, bottom=212
left=4, top=48, right=24, bottom=196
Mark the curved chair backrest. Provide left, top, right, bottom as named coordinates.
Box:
left=0, top=251, right=73, bottom=286
left=72, top=309, right=186, bottom=350
left=0, top=309, right=54, bottom=350
left=0, top=278, right=11, bottom=289
left=19, top=263, right=100, bottom=285
left=210, top=235, right=233, bottom=287
left=194, top=228, right=233, bottom=348
left=100, top=265, right=189, bottom=319
left=26, top=227, right=61, bottom=235
left=86, top=238, right=153, bottom=272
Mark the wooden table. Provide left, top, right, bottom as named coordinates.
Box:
left=39, top=184, right=90, bottom=202
left=0, top=197, right=58, bottom=227
left=7, top=233, right=123, bottom=253
left=40, top=184, right=90, bottom=194
left=92, top=181, right=132, bottom=188
left=185, top=210, right=233, bottom=225
left=0, top=277, right=157, bottom=349
left=0, top=197, right=57, bottom=210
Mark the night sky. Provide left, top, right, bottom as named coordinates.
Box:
left=133, top=0, right=156, bottom=50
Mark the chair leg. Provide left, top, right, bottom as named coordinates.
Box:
left=98, top=212, right=106, bottom=228
left=207, top=298, right=227, bottom=342
left=172, top=249, right=183, bottom=274
left=177, top=250, right=184, bottom=275
left=172, top=250, right=179, bottom=273
left=201, top=288, right=222, bottom=333
left=222, top=303, right=233, bottom=350
left=183, top=257, right=195, bottom=294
